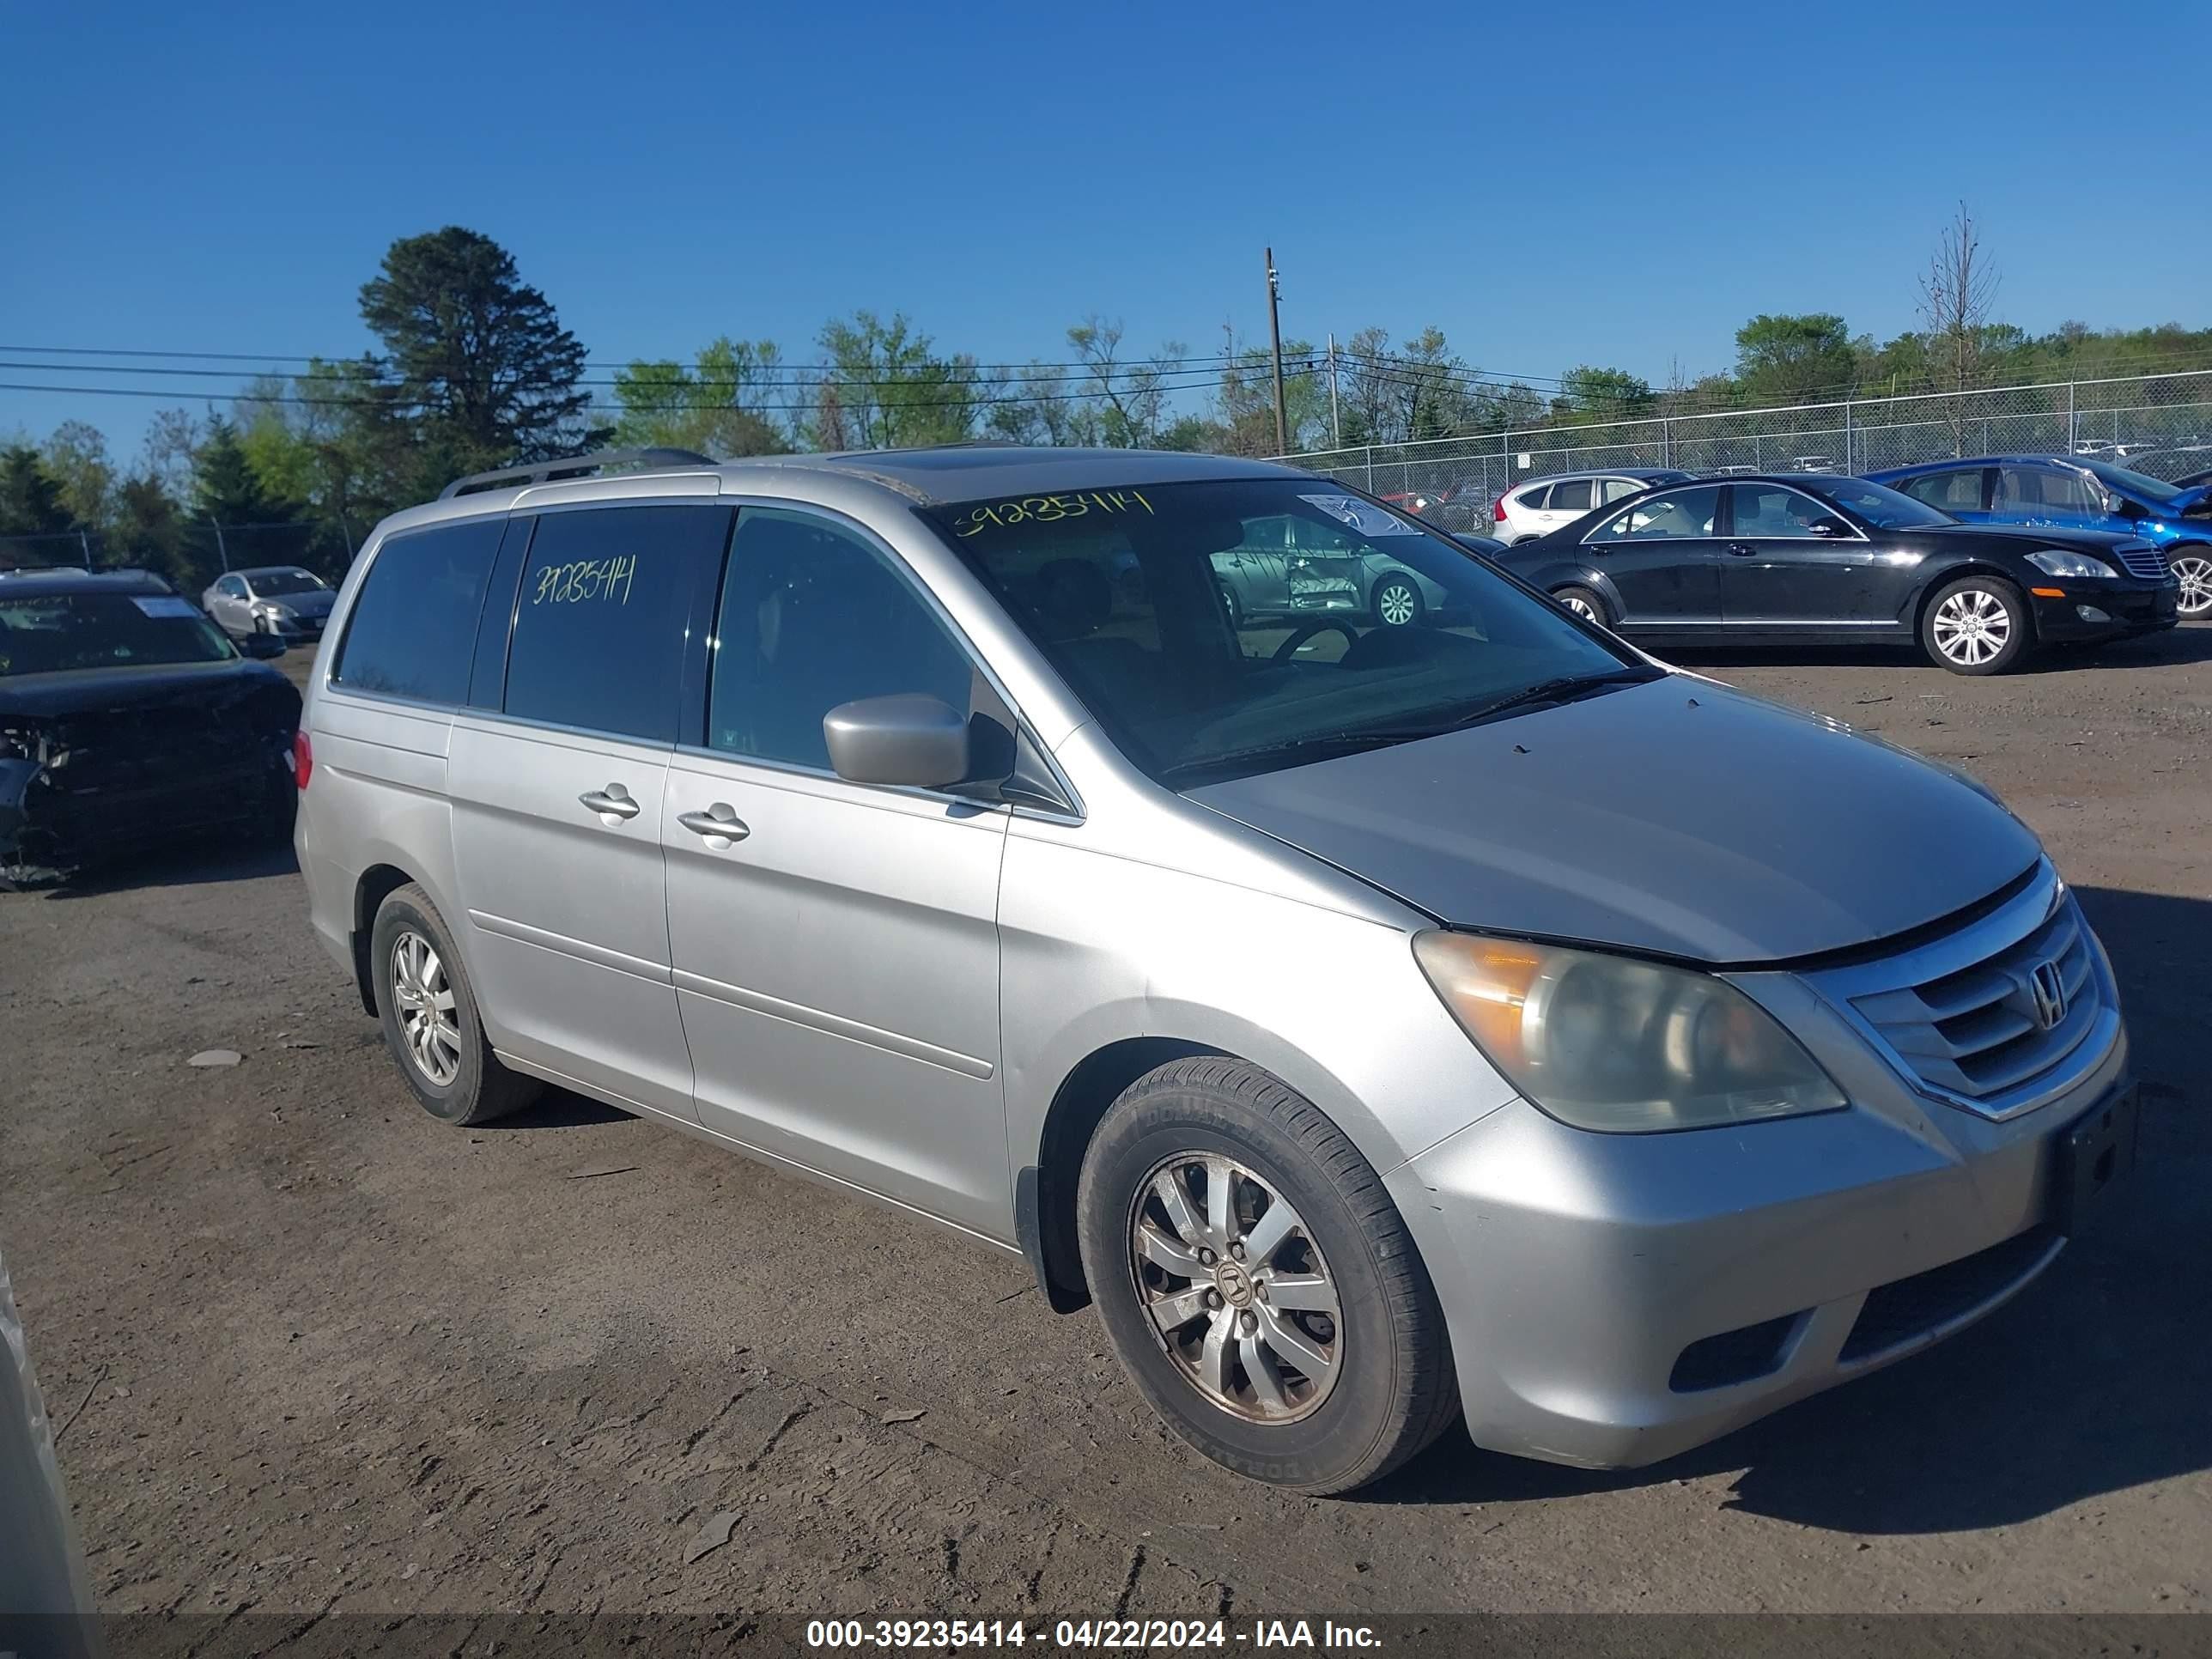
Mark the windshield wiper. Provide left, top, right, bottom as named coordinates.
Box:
left=1439, top=666, right=1662, bottom=729
left=1158, top=730, right=1421, bottom=783
left=1160, top=669, right=1662, bottom=784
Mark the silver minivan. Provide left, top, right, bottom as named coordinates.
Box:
left=295, top=446, right=2137, bottom=1494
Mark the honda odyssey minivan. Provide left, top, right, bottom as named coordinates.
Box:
left=295, top=445, right=2137, bottom=1494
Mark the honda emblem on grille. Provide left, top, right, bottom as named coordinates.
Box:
left=2027, top=959, right=2068, bottom=1032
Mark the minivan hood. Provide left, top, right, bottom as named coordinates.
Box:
left=1185, top=678, right=2040, bottom=964
left=1922, top=522, right=2150, bottom=552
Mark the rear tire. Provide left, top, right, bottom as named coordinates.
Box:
left=1553, top=584, right=1610, bottom=626
left=1076, top=1057, right=1459, bottom=1495
left=370, top=884, right=539, bottom=1126
left=1370, top=574, right=1424, bottom=628
left=1922, top=575, right=2030, bottom=675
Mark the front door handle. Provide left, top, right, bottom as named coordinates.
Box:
left=579, top=783, right=641, bottom=823
left=1726, top=543, right=1759, bottom=557
left=678, top=804, right=750, bottom=846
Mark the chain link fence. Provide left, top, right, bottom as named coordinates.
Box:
left=1285, top=368, right=2212, bottom=524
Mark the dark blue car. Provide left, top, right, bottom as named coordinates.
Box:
left=1867, top=454, right=2212, bottom=618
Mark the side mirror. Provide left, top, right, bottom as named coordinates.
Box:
left=823, top=695, right=971, bottom=789
left=240, top=632, right=288, bottom=659
left=1809, top=516, right=1852, bottom=538
left=2110, top=496, right=2147, bottom=520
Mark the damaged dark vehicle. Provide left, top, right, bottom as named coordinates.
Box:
left=0, top=570, right=301, bottom=885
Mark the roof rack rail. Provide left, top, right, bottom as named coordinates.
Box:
left=437, top=447, right=718, bottom=501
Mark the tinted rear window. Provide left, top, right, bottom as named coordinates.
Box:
left=501, top=504, right=730, bottom=743
left=334, top=519, right=504, bottom=704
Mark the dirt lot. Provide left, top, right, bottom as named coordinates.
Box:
left=3, top=628, right=2209, bottom=1623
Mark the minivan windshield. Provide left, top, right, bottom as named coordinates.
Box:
left=1814, top=477, right=1956, bottom=530
left=2080, top=459, right=2186, bottom=506
left=923, top=478, right=1652, bottom=785
left=0, top=592, right=239, bottom=676
left=247, top=568, right=329, bottom=596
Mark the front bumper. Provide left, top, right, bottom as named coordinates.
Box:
left=1391, top=931, right=2133, bottom=1470
left=2030, top=576, right=2179, bottom=640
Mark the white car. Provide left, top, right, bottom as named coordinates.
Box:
left=1491, top=469, right=1692, bottom=544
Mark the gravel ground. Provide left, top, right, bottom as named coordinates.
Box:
left=3, top=627, right=2208, bottom=1622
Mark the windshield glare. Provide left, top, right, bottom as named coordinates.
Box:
left=925, top=478, right=1640, bottom=784
left=0, top=592, right=239, bottom=676
left=1815, top=477, right=1955, bottom=529
left=2081, top=459, right=2185, bottom=506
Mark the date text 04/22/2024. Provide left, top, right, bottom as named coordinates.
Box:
left=804, top=1619, right=1382, bottom=1649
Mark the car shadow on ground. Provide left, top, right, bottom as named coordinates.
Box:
left=1666, top=619, right=2212, bottom=675
left=23, top=839, right=300, bottom=900
left=1359, top=884, right=2212, bottom=1534
left=482, top=1087, right=636, bottom=1130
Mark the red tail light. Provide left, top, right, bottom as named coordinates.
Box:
left=292, top=730, right=313, bottom=791
left=1492, top=495, right=1510, bottom=523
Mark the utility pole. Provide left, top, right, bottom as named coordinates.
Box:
left=1326, top=333, right=1341, bottom=449
left=210, top=518, right=231, bottom=573
left=1265, top=247, right=1289, bottom=456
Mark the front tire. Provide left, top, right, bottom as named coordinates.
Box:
left=370, top=884, right=540, bottom=1126
left=2172, top=548, right=2212, bottom=617
left=1076, top=1058, right=1458, bottom=1495
left=1922, top=575, right=2029, bottom=675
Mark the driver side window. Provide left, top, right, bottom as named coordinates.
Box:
left=708, top=508, right=980, bottom=773
left=1729, top=485, right=1826, bottom=538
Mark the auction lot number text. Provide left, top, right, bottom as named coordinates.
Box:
left=807, top=1620, right=1381, bottom=1649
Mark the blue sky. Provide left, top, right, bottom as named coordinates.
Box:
left=6, top=0, right=2209, bottom=456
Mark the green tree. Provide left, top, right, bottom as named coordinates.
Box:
left=112, top=474, right=188, bottom=581
left=808, top=312, right=979, bottom=449
left=984, top=362, right=1093, bottom=447
left=360, top=226, right=596, bottom=471
left=1734, top=313, right=1856, bottom=404
left=39, top=422, right=118, bottom=529
left=1557, top=366, right=1656, bottom=420
left=612, top=337, right=793, bottom=457
left=182, top=420, right=303, bottom=587
left=1212, top=327, right=1328, bottom=455
left=1066, top=317, right=1182, bottom=448
left=0, top=447, right=76, bottom=562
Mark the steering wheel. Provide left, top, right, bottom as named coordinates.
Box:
left=1271, top=619, right=1359, bottom=662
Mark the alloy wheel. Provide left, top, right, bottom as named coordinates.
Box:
left=1931, top=587, right=2013, bottom=667
left=1376, top=581, right=1419, bottom=627
left=1559, top=592, right=1600, bottom=622
left=1127, top=1153, right=1341, bottom=1424
left=2174, top=553, right=2212, bottom=617
left=389, top=930, right=463, bottom=1087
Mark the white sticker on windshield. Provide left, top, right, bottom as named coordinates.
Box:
left=131, top=596, right=200, bottom=619
left=1297, top=494, right=1422, bottom=536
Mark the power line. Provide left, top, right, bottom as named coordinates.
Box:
left=0, top=375, right=1227, bottom=416
left=0, top=342, right=1249, bottom=379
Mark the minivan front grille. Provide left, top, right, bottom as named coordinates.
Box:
left=1806, top=864, right=2117, bottom=1120
left=2113, top=544, right=2167, bottom=580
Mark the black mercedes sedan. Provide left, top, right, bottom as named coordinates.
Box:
left=1493, top=472, right=2180, bottom=674
left=0, top=568, right=301, bottom=882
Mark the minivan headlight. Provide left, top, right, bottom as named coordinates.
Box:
left=1412, top=933, right=1846, bottom=1133
left=2026, top=549, right=2118, bottom=580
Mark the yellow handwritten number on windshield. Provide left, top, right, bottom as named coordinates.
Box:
left=953, top=490, right=1153, bottom=536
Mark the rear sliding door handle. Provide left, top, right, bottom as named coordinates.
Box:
left=678, top=804, right=750, bottom=846
left=579, top=783, right=641, bottom=823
